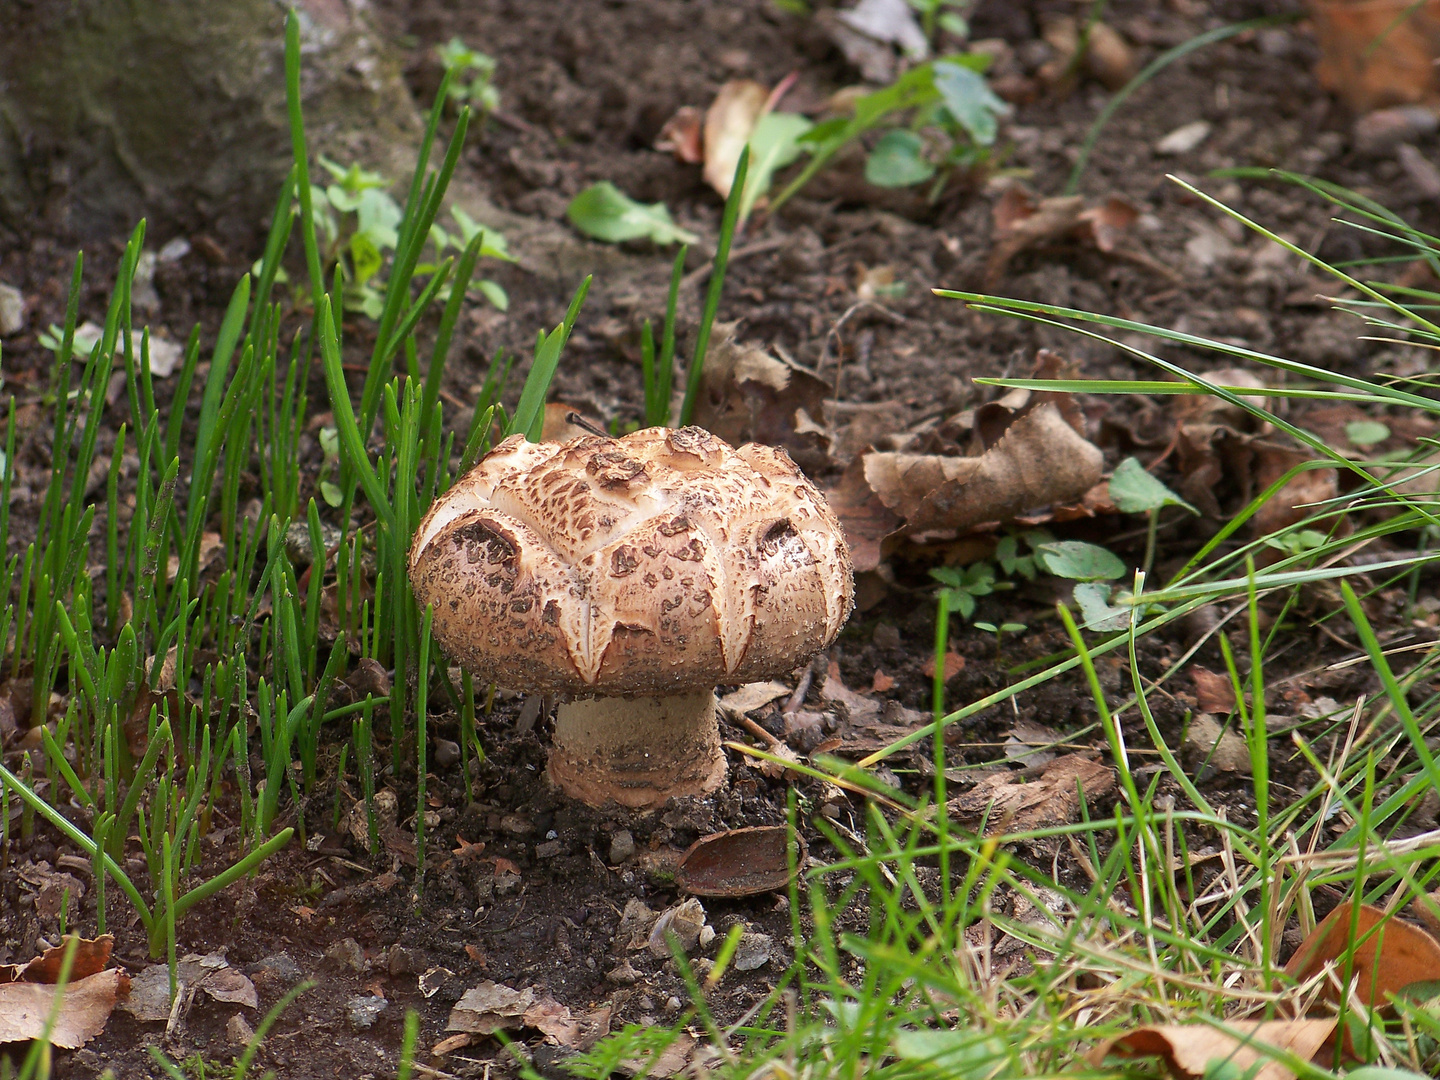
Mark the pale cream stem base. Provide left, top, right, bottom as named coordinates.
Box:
left=548, top=690, right=727, bottom=809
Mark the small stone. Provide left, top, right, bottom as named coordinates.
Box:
left=1155, top=120, right=1211, bottom=155
left=535, top=839, right=563, bottom=858
left=1354, top=105, right=1439, bottom=156
left=1399, top=144, right=1440, bottom=199
left=609, top=829, right=636, bottom=864
left=388, top=945, right=419, bottom=976
left=324, top=938, right=366, bottom=973
left=434, top=738, right=460, bottom=769
left=347, top=994, right=388, bottom=1030
left=664, top=996, right=682, bottom=1012
left=872, top=623, right=901, bottom=651
left=500, top=813, right=534, bottom=835
left=606, top=959, right=641, bottom=985
left=227, top=1013, right=256, bottom=1046
left=639, top=994, right=655, bottom=1011
left=247, top=952, right=303, bottom=991
left=732, top=932, right=773, bottom=972
left=0, top=283, right=24, bottom=336
left=1183, top=714, right=1252, bottom=779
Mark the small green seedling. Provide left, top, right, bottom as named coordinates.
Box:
left=906, top=0, right=973, bottom=44
left=973, top=619, right=1026, bottom=661
left=931, top=561, right=1008, bottom=619
left=1109, top=455, right=1197, bottom=574
left=566, top=181, right=699, bottom=246
left=437, top=37, right=500, bottom=116
left=776, top=55, right=1008, bottom=211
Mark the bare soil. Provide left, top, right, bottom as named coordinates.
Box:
left=3, top=1, right=1438, bottom=1077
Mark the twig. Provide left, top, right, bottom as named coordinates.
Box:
left=819, top=300, right=905, bottom=399
left=680, top=236, right=787, bottom=292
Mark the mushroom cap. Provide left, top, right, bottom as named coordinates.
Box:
left=409, top=426, right=854, bottom=696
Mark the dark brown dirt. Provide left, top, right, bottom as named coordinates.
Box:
left=4, top=1, right=1439, bottom=1077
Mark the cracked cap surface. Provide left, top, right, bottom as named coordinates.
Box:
left=409, top=426, right=854, bottom=696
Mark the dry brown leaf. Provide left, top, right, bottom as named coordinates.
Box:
left=0, top=936, right=128, bottom=1049
left=1284, top=900, right=1440, bottom=1005
left=704, top=80, right=769, bottom=197
left=619, top=1030, right=695, bottom=1078
left=1089, top=1018, right=1337, bottom=1080
left=986, top=186, right=1141, bottom=286
left=0, top=971, right=130, bottom=1049
left=692, top=328, right=831, bottom=471
left=865, top=403, right=1104, bottom=534
left=1312, top=0, right=1440, bottom=112
left=447, top=980, right=534, bottom=1035
left=655, top=105, right=703, bottom=163
left=677, top=826, right=804, bottom=898
left=824, top=455, right=902, bottom=573
left=921, top=651, right=966, bottom=682
left=1191, top=667, right=1237, bottom=714
left=949, top=753, right=1115, bottom=833
left=872, top=669, right=895, bottom=693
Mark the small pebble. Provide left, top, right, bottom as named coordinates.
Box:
left=732, top=932, right=774, bottom=972
left=247, top=952, right=303, bottom=990
left=323, top=938, right=366, bottom=973
left=1354, top=105, right=1439, bottom=156
left=347, top=994, right=388, bottom=1030
left=434, top=738, right=460, bottom=769
left=1155, top=120, right=1211, bottom=155
left=535, top=839, right=563, bottom=858
left=609, top=829, right=636, bottom=864
left=388, top=945, right=418, bottom=976
left=227, top=1013, right=256, bottom=1046
left=0, top=283, right=24, bottom=336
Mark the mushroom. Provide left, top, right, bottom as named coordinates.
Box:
left=408, top=426, right=854, bottom=809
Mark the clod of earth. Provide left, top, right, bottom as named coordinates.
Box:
left=409, top=426, right=855, bottom=809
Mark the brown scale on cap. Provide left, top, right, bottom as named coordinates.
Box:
left=409, top=426, right=855, bottom=808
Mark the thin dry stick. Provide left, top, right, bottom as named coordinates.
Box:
left=819, top=299, right=905, bottom=400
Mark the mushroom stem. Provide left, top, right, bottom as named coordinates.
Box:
left=548, top=690, right=726, bottom=809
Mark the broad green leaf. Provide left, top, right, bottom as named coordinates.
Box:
left=1345, top=418, right=1390, bottom=447
left=866, top=130, right=935, bottom=187
left=349, top=232, right=382, bottom=287
left=452, top=207, right=516, bottom=261
left=932, top=58, right=1009, bottom=146
left=1036, top=540, right=1126, bottom=581
left=566, top=182, right=699, bottom=246
left=739, top=112, right=813, bottom=222
left=320, top=481, right=343, bottom=508
left=891, top=1029, right=1013, bottom=1078
left=1109, top=456, right=1197, bottom=514
left=1074, top=582, right=1130, bottom=631
left=475, top=279, right=509, bottom=311
left=356, top=189, right=401, bottom=250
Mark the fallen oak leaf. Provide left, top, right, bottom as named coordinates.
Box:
left=704, top=80, right=769, bottom=198
left=985, top=185, right=1146, bottom=287
left=949, top=753, right=1115, bottom=834
left=0, top=935, right=129, bottom=1050
left=864, top=403, right=1104, bottom=535
left=1284, top=900, right=1440, bottom=1006
left=1089, top=1018, right=1337, bottom=1080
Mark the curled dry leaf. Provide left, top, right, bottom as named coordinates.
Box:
left=445, top=980, right=609, bottom=1049
left=986, top=185, right=1141, bottom=286
left=123, top=954, right=258, bottom=1022
left=1191, top=667, right=1238, bottom=714
left=1311, top=0, right=1440, bottom=113
left=864, top=403, right=1104, bottom=534
left=692, top=328, right=831, bottom=471
left=1283, top=900, right=1440, bottom=1006
left=677, top=825, right=804, bottom=898
left=704, top=80, right=769, bottom=198
left=655, top=105, right=703, bottom=164
left=949, top=753, right=1115, bottom=834
left=1172, top=371, right=1340, bottom=534
left=0, top=935, right=129, bottom=1050
left=1089, top=1018, right=1337, bottom=1080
